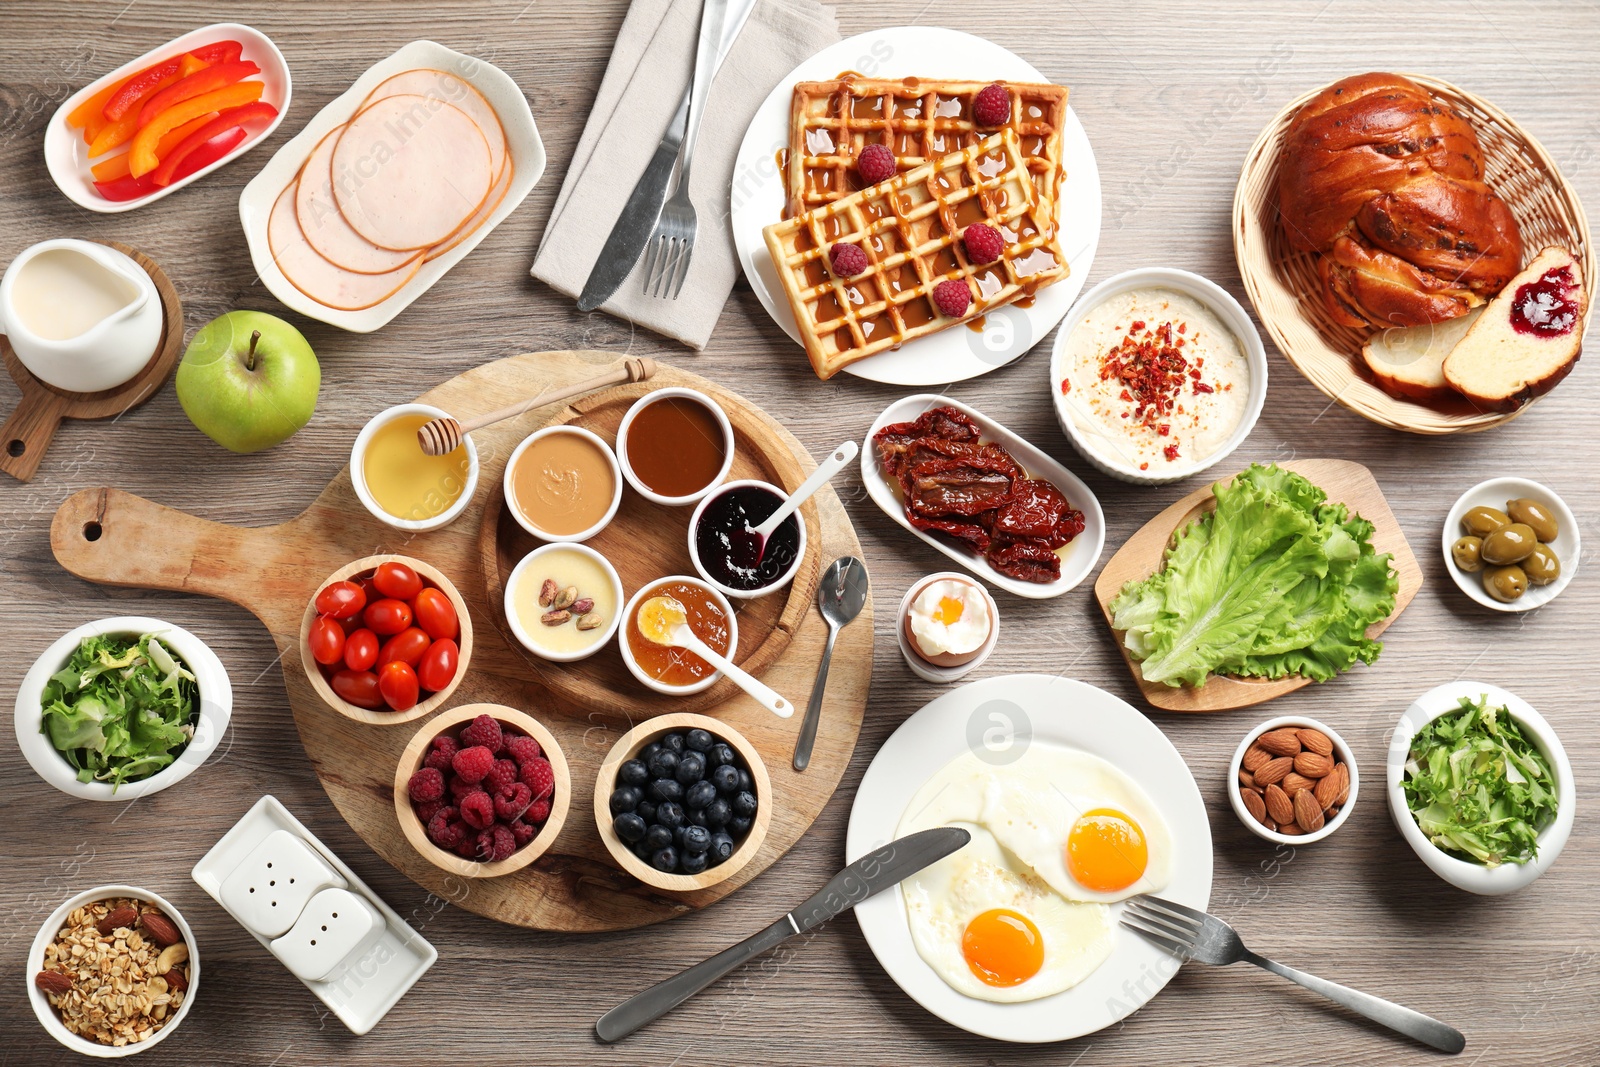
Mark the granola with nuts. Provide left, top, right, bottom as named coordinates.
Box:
left=36, top=897, right=190, bottom=1047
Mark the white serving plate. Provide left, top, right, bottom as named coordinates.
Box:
left=44, top=23, right=292, bottom=213
left=731, top=26, right=1101, bottom=385
left=861, top=394, right=1104, bottom=599
left=239, top=40, right=545, bottom=332
left=846, top=674, right=1213, bottom=1043
left=1441, top=477, right=1578, bottom=612
left=191, top=795, right=437, bottom=1034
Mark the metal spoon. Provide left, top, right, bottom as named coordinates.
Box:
left=636, top=596, right=793, bottom=717
left=730, top=441, right=859, bottom=568
left=792, top=557, right=869, bottom=771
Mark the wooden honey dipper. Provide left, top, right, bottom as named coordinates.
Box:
left=416, top=356, right=658, bottom=456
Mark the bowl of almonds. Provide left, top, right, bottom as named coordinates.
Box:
left=1229, top=716, right=1357, bottom=844
left=28, top=886, right=197, bottom=1056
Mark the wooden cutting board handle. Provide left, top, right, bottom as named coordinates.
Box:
left=0, top=387, right=69, bottom=482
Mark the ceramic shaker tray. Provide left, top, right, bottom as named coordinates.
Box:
left=50, top=351, right=872, bottom=932
left=1093, top=458, right=1422, bottom=712
left=1234, top=73, right=1595, bottom=435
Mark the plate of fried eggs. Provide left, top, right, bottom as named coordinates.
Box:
left=846, top=674, right=1211, bottom=1042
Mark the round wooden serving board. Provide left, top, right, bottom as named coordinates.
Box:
left=48, top=350, right=873, bottom=932
left=1092, top=458, right=1422, bottom=712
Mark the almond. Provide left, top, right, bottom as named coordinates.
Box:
left=1332, top=761, right=1351, bottom=806
left=538, top=578, right=557, bottom=607
left=1242, top=744, right=1272, bottom=773
left=1258, top=729, right=1303, bottom=757
left=97, top=906, right=138, bottom=936
left=35, top=970, right=72, bottom=995
left=1294, top=788, right=1325, bottom=833
left=1253, top=756, right=1293, bottom=786
left=1238, top=768, right=1256, bottom=790
left=1296, top=728, right=1334, bottom=756
left=1281, top=771, right=1317, bottom=796
left=165, top=967, right=189, bottom=993
left=1314, top=766, right=1343, bottom=811
left=1241, top=788, right=1268, bottom=825
left=1277, top=820, right=1304, bottom=836
left=138, top=911, right=181, bottom=948
left=1264, top=783, right=1295, bottom=825
left=1294, top=751, right=1334, bottom=779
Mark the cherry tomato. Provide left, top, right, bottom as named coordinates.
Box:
left=331, top=668, right=383, bottom=709
left=378, top=660, right=420, bottom=711
left=417, top=638, right=459, bottom=692
left=315, top=580, right=367, bottom=619
left=363, top=597, right=413, bottom=635
left=344, top=628, right=380, bottom=671
left=308, top=615, right=346, bottom=666
left=378, top=627, right=431, bottom=668
left=373, top=561, right=424, bottom=601
left=412, top=586, right=458, bottom=640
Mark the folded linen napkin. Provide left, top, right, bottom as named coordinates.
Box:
left=531, top=0, right=839, bottom=349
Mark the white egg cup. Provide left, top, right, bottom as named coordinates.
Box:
left=895, top=573, right=1000, bottom=684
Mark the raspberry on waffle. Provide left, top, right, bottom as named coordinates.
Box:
left=763, top=130, right=1068, bottom=380
left=783, top=77, right=1069, bottom=225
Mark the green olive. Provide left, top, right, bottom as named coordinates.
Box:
left=1461, top=506, right=1511, bottom=538
left=1506, top=498, right=1558, bottom=542
left=1451, top=536, right=1485, bottom=572
left=1523, top=543, right=1561, bottom=586
left=1481, top=523, right=1538, bottom=565
left=1483, top=564, right=1528, bottom=602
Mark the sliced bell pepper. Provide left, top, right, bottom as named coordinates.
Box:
left=67, top=76, right=130, bottom=128
left=90, top=112, right=218, bottom=181
left=101, top=39, right=240, bottom=120
left=88, top=53, right=212, bottom=158
left=152, top=101, right=276, bottom=186
left=138, top=60, right=259, bottom=128
left=127, top=81, right=262, bottom=177
left=93, top=127, right=246, bottom=202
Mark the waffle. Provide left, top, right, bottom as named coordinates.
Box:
left=784, top=77, right=1069, bottom=225
left=763, top=129, right=1068, bottom=380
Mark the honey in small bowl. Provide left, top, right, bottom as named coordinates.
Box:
left=361, top=411, right=472, bottom=523
left=624, top=579, right=732, bottom=688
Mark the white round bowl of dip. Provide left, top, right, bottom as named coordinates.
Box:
left=1050, top=268, right=1267, bottom=485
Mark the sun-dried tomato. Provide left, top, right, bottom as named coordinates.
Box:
left=987, top=537, right=1061, bottom=583
left=995, top=479, right=1071, bottom=545
left=909, top=513, right=992, bottom=552
left=873, top=405, right=981, bottom=474
left=905, top=455, right=1017, bottom=516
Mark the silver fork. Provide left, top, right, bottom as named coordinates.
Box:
left=1122, top=895, right=1465, bottom=1054
left=642, top=0, right=728, bottom=298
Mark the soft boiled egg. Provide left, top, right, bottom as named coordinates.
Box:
left=904, top=578, right=993, bottom=667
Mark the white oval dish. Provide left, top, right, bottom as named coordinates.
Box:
left=44, top=23, right=291, bottom=214
left=618, top=576, right=740, bottom=696
left=687, top=479, right=808, bottom=601
left=1227, top=715, right=1358, bottom=845
left=1386, top=681, right=1575, bottom=895
left=502, top=425, right=623, bottom=543
left=1442, top=477, right=1578, bottom=612
left=29, top=884, right=200, bottom=1056
left=1049, top=267, right=1268, bottom=485
left=861, top=394, right=1105, bottom=599
left=503, top=542, right=624, bottom=663
left=350, top=402, right=479, bottom=532
left=895, top=573, right=1000, bottom=684
left=15, top=618, right=231, bottom=801
left=614, top=387, right=735, bottom=507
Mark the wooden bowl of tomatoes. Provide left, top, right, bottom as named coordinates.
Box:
left=299, top=555, right=472, bottom=725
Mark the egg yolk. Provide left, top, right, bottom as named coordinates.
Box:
left=961, top=908, right=1044, bottom=987
left=1066, top=808, right=1148, bottom=893
left=933, top=595, right=965, bottom=625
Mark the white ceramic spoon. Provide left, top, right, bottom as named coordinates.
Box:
left=637, top=596, right=793, bottom=717
left=735, top=440, right=859, bottom=565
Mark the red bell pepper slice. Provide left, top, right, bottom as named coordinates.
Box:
left=92, top=127, right=246, bottom=202
left=101, top=39, right=242, bottom=120
left=138, top=60, right=260, bottom=128
left=151, top=101, right=276, bottom=186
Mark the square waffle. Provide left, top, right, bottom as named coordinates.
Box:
left=763, top=129, right=1068, bottom=380
left=784, top=77, right=1070, bottom=225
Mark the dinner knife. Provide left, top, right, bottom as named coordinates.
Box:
left=594, top=826, right=971, bottom=1042
left=576, top=0, right=759, bottom=312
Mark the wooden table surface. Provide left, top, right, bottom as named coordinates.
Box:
left=2, top=1, right=1596, bottom=1063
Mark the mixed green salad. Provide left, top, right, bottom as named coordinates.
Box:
left=39, top=632, right=198, bottom=789
left=1110, top=464, right=1399, bottom=687
left=1402, top=695, right=1557, bottom=867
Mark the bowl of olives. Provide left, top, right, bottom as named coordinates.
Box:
left=594, top=712, right=770, bottom=891
left=1444, top=478, right=1578, bottom=612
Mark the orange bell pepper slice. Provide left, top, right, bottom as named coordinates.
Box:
left=87, top=53, right=213, bottom=158
left=138, top=60, right=259, bottom=128
left=128, top=81, right=263, bottom=177
left=90, top=112, right=219, bottom=181
left=67, top=77, right=129, bottom=128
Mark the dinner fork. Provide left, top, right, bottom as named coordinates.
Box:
left=1121, top=895, right=1466, bottom=1054
left=642, top=0, right=728, bottom=298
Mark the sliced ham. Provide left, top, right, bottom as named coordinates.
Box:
left=294, top=127, right=422, bottom=274
left=331, top=94, right=492, bottom=251
left=425, top=155, right=514, bottom=262
left=268, top=180, right=420, bottom=311
left=359, top=68, right=508, bottom=180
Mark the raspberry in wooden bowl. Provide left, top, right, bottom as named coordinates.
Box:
left=1228, top=716, right=1357, bottom=845
left=299, top=554, right=472, bottom=725
left=394, top=704, right=570, bottom=879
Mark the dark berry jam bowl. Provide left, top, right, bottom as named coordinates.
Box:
left=687, top=479, right=809, bottom=601
left=593, top=712, right=770, bottom=893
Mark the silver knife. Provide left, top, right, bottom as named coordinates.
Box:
left=594, top=826, right=970, bottom=1042
left=576, top=0, right=760, bottom=312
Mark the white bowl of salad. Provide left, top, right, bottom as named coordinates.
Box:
left=14, top=617, right=232, bottom=801
left=1386, top=681, right=1574, bottom=895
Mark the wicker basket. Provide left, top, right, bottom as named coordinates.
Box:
left=1234, top=74, right=1594, bottom=435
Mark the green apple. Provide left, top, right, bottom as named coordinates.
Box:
left=176, top=310, right=320, bottom=453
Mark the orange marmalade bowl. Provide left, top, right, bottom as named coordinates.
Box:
left=617, top=576, right=738, bottom=696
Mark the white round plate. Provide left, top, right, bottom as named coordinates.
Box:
left=731, top=27, right=1101, bottom=385
left=1441, top=477, right=1578, bottom=612
left=845, top=674, right=1212, bottom=1043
